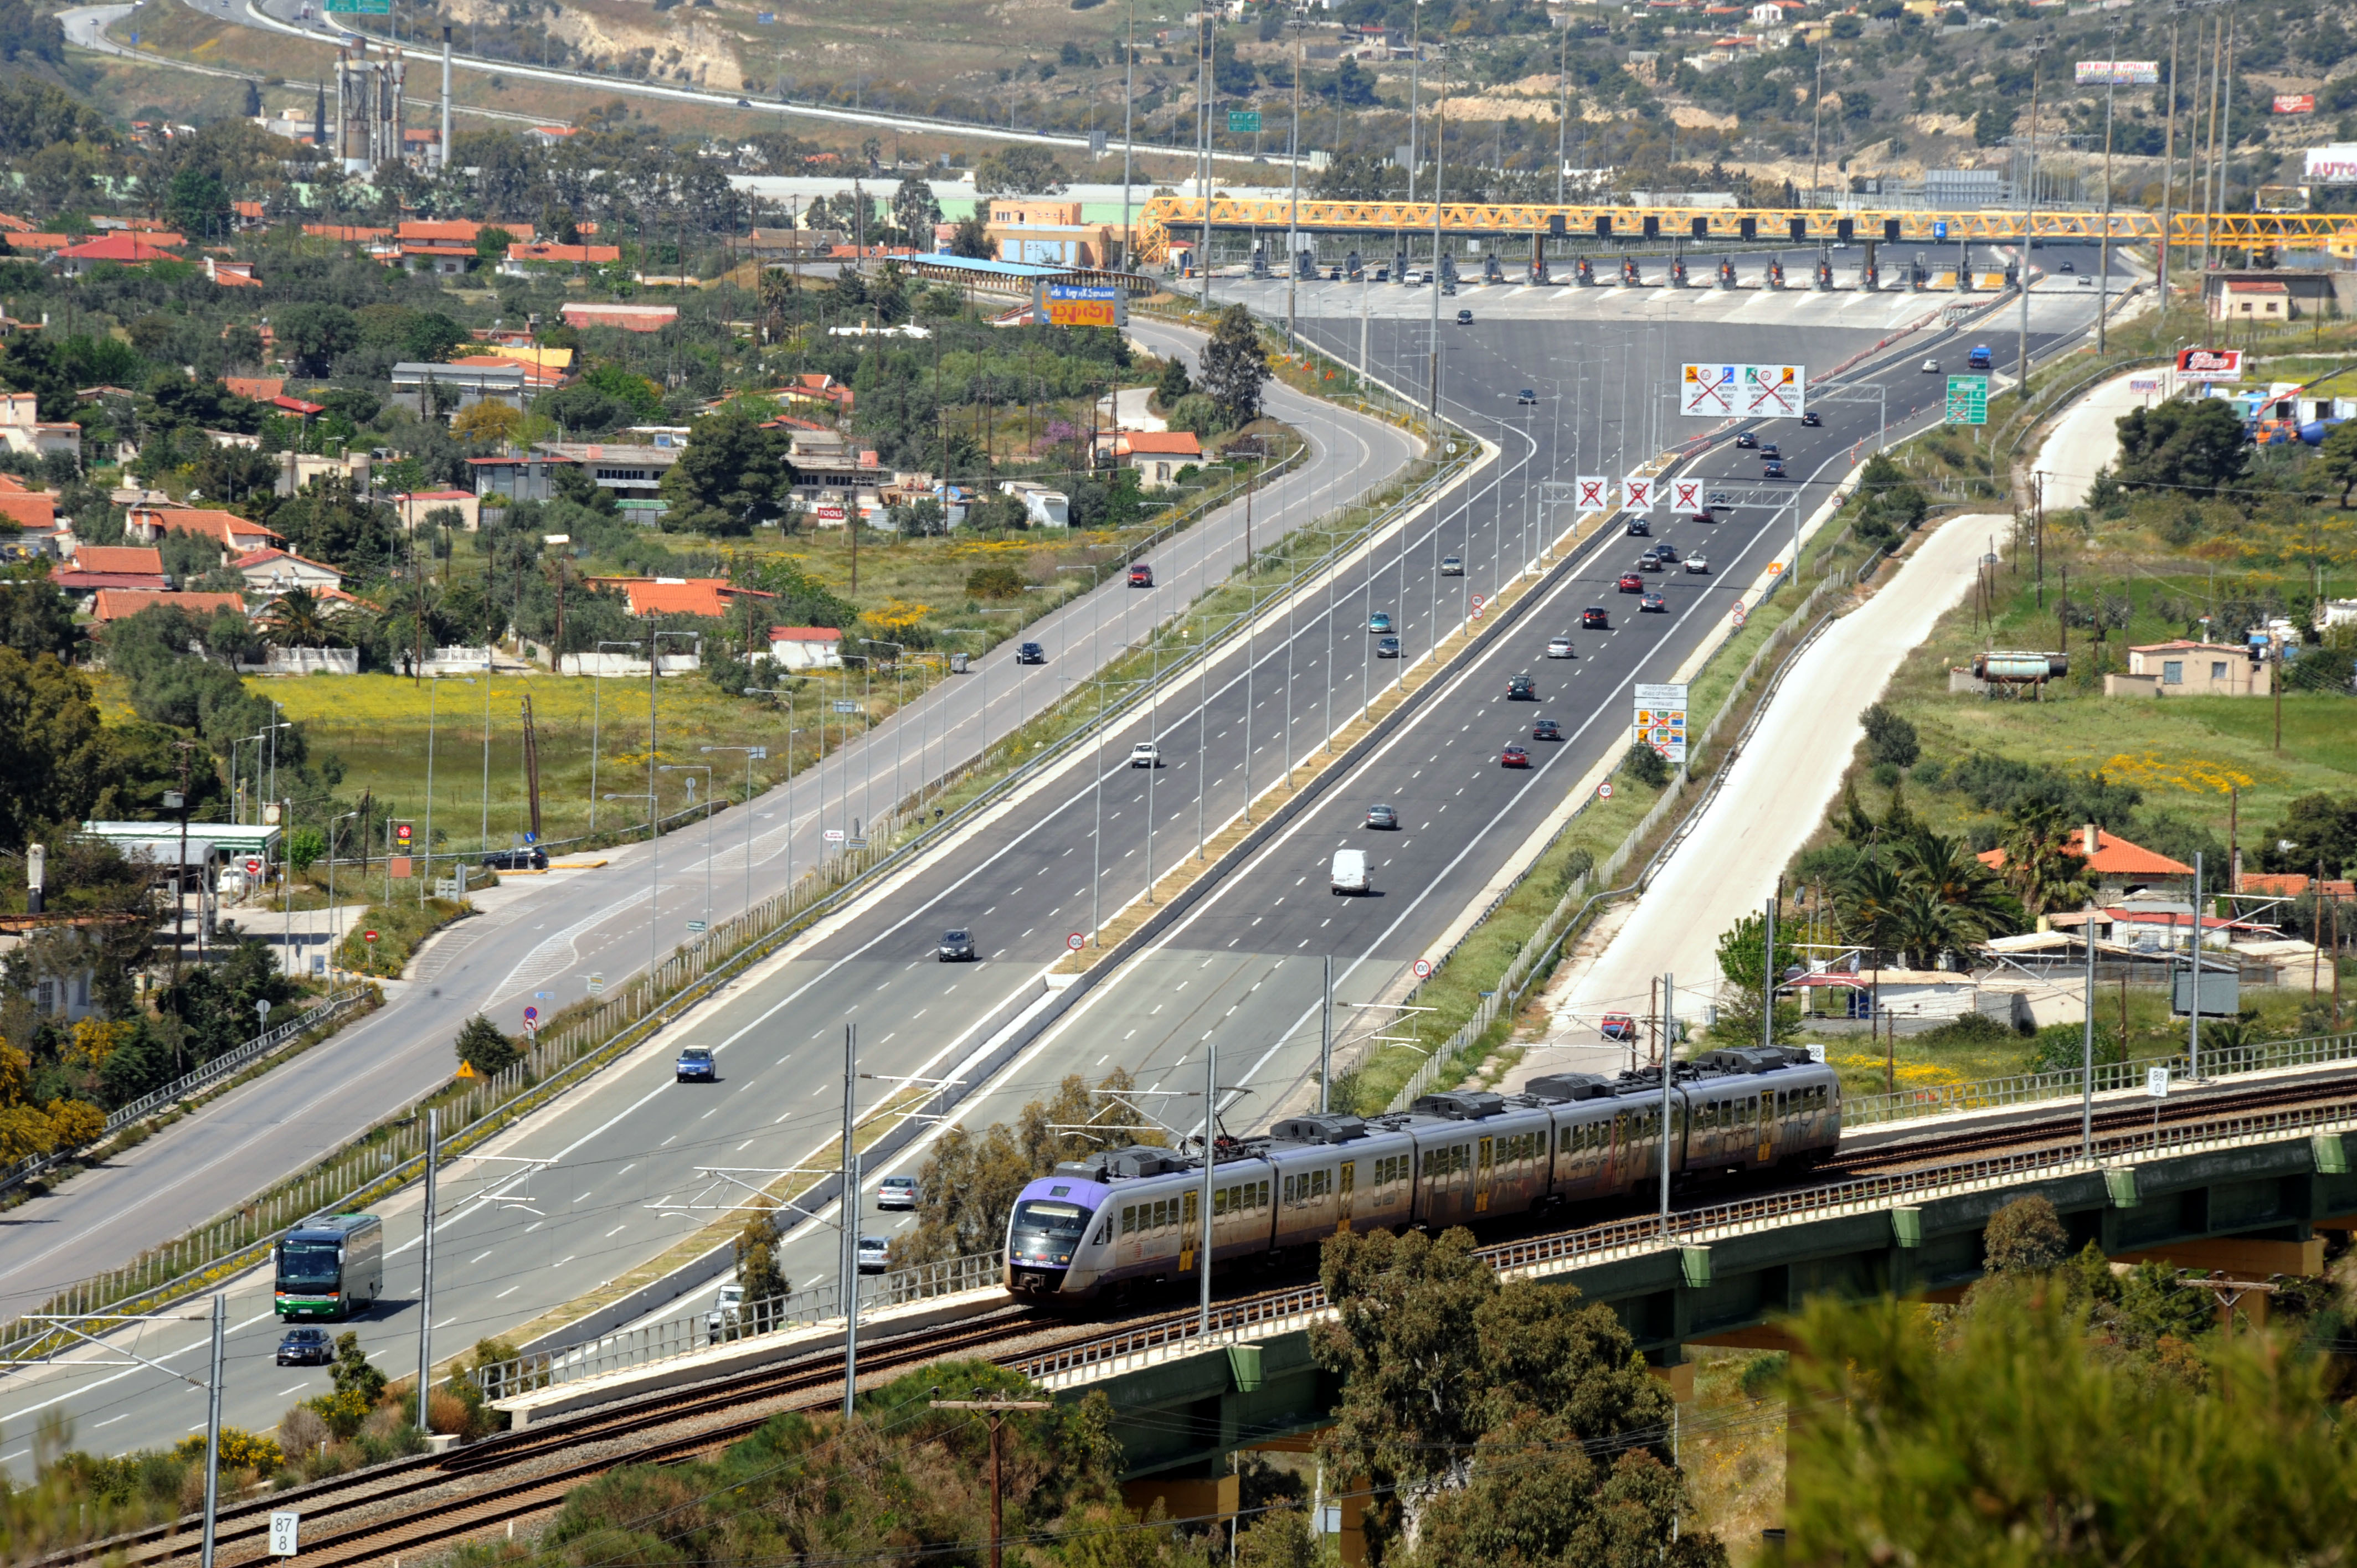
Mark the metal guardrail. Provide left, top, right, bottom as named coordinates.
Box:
left=0, top=988, right=368, bottom=1206
left=472, top=1249, right=1005, bottom=1401
left=1841, top=1030, right=2357, bottom=1128
left=1012, top=1093, right=2357, bottom=1384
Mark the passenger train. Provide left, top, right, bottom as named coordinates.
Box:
left=1003, top=1046, right=1840, bottom=1300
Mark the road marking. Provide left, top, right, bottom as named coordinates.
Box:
left=605, top=1225, right=627, bottom=1237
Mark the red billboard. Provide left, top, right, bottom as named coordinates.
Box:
left=2175, top=347, right=2245, bottom=382
left=2274, top=93, right=2316, bottom=115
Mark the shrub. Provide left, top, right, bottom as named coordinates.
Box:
left=964, top=564, right=1024, bottom=600
left=306, top=1388, right=371, bottom=1440
left=455, top=1014, right=521, bottom=1077
left=1915, top=1012, right=2019, bottom=1049
left=173, top=1427, right=283, bottom=1475
left=277, top=1402, right=330, bottom=1461
left=1860, top=703, right=1919, bottom=768
left=1983, top=1194, right=2069, bottom=1275
left=1620, top=742, right=1671, bottom=790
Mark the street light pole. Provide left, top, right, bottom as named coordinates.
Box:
left=591, top=639, right=643, bottom=836
left=701, top=745, right=768, bottom=919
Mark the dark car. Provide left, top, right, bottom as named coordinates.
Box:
left=1617, top=572, right=1645, bottom=594
left=676, top=1045, right=717, bottom=1082
left=1016, top=642, right=1047, bottom=664
left=1500, top=745, right=1532, bottom=769
left=1626, top=517, right=1650, bottom=537
left=276, top=1327, right=334, bottom=1366
left=1376, top=635, right=1401, bottom=658
left=1516, top=388, right=1538, bottom=405
left=1532, top=716, right=1562, bottom=741
left=1800, top=410, right=1821, bottom=427
left=1367, top=804, right=1400, bottom=830
left=939, top=929, right=976, bottom=962
left=1640, top=592, right=1667, bottom=613
left=2059, top=260, right=2076, bottom=273
left=1758, top=443, right=1782, bottom=460
left=1581, top=606, right=1611, bottom=629
left=1128, top=563, right=1154, bottom=587
left=1763, top=460, right=1787, bottom=479
left=1506, top=672, right=1536, bottom=700
left=481, top=847, right=548, bottom=871
left=735, top=97, right=752, bottom=107
left=1734, top=432, right=1758, bottom=450
left=1455, top=308, right=1474, bottom=324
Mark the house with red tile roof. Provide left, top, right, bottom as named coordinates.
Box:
left=1978, top=823, right=2195, bottom=899
left=589, top=576, right=774, bottom=619
left=2239, top=872, right=2356, bottom=901
left=385, top=219, right=537, bottom=275
left=303, top=223, right=393, bottom=244
left=1113, top=430, right=1202, bottom=488
left=224, top=377, right=285, bottom=403
left=0, top=472, right=55, bottom=531
left=55, top=232, right=183, bottom=274
left=561, top=302, right=678, bottom=334
left=91, top=589, right=248, bottom=624
left=52, top=545, right=166, bottom=597
left=502, top=241, right=622, bottom=274
left=205, top=257, right=261, bottom=287
left=122, top=505, right=283, bottom=559
left=2, top=233, right=70, bottom=253
left=229, top=547, right=342, bottom=593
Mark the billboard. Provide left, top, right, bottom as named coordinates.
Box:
left=2274, top=94, right=2316, bottom=115
left=2304, top=145, right=2357, bottom=183
left=1035, top=282, right=1125, bottom=329
left=2175, top=347, right=2245, bottom=383
left=1680, top=362, right=1808, bottom=417
left=2074, top=60, right=2158, bottom=85
left=1634, top=683, right=1689, bottom=766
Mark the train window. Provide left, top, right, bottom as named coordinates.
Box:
left=1312, top=1169, right=1330, bottom=1198
left=1094, top=1217, right=1112, bottom=1244
left=1257, top=1180, right=1270, bottom=1209
left=1121, top=1206, right=1136, bottom=1235
left=1152, top=1199, right=1169, bottom=1230
left=1213, top=1188, right=1228, bottom=1218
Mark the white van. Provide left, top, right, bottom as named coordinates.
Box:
left=1331, top=849, right=1370, bottom=895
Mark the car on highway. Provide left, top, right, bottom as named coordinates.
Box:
left=706, top=1282, right=746, bottom=1342
left=1734, top=432, right=1758, bottom=450
left=1921, top=358, right=1941, bottom=373
left=1689, top=510, right=1717, bottom=529
left=1758, top=443, right=1781, bottom=461
left=1582, top=606, right=1611, bottom=628
left=1626, top=517, right=1650, bottom=536
left=1617, top=572, right=1645, bottom=594
left=1376, top=635, right=1401, bottom=658
left=1372, top=264, right=1390, bottom=282
left=1599, top=1012, right=1638, bottom=1041
left=1800, top=410, right=1821, bottom=427
left=1366, top=804, right=1400, bottom=830
left=1129, top=563, right=1154, bottom=587
left=1516, top=388, right=1537, bottom=405
left=1545, top=635, right=1575, bottom=659
left=938, top=929, right=976, bottom=962
left=1641, top=545, right=1675, bottom=568
left=1531, top=716, right=1562, bottom=741
left=1763, top=460, right=1788, bottom=478
left=2077, top=274, right=2093, bottom=286
left=1500, top=744, right=1532, bottom=768
left=1640, top=592, right=1668, bottom=613
left=276, top=1327, right=334, bottom=1367
left=1440, top=555, right=1464, bottom=575
left=1130, top=742, right=1162, bottom=767
left=737, top=97, right=752, bottom=107
left=481, top=847, right=548, bottom=871
left=1368, top=611, right=1393, bottom=633
left=1456, top=308, right=1474, bottom=324
left=1684, top=554, right=1710, bottom=574
left=877, top=1175, right=919, bottom=1209
left=676, top=1045, right=717, bottom=1082
left=2059, top=260, right=2075, bottom=273
left=1017, top=642, right=1047, bottom=664
left=1707, top=491, right=1732, bottom=507
left=1419, top=269, right=1434, bottom=285
left=1506, top=672, right=1536, bottom=700
left=1331, top=848, right=1371, bottom=894
left=857, top=1236, right=891, bottom=1274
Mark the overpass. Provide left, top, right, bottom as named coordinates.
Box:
left=1134, top=194, right=2357, bottom=266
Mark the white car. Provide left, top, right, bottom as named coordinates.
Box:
left=1921, top=358, right=1941, bottom=373
left=1545, top=635, right=1575, bottom=658
left=856, top=1235, right=891, bottom=1274
left=876, top=1175, right=918, bottom=1209
left=1129, top=742, right=1162, bottom=768
left=1684, top=554, right=1710, bottom=574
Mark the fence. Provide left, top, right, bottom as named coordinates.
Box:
left=471, top=1249, right=1005, bottom=1402
left=0, top=988, right=369, bottom=1207
left=1841, top=1029, right=2357, bottom=1128
left=0, top=408, right=1475, bottom=1373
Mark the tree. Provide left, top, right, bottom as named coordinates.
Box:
left=946, top=207, right=996, bottom=259
left=658, top=407, right=796, bottom=536
left=0, top=648, right=105, bottom=853
left=2312, top=417, right=2357, bottom=507
left=474, top=225, right=516, bottom=264
left=0, top=579, right=75, bottom=661
left=1712, top=911, right=1800, bottom=1045
left=328, top=1329, right=387, bottom=1404
left=1859, top=701, right=1918, bottom=767
left=972, top=145, right=1071, bottom=194
left=733, top=1204, right=790, bottom=1307
left=2255, top=791, right=2357, bottom=876
left=1620, top=740, right=1671, bottom=789
left=256, top=587, right=347, bottom=649
left=454, top=1014, right=521, bottom=1077
left=1995, top=798, right=2094, bottom=916
left=1313, top=1226, right=1713, bottom=1568
left=273, top=303, right=361, bottom=378
left=451, top=399, right=523, bottom=446
left=889, top=175, right=941, bottom=243
left=900, top=1070, right=1159, bottom=1265
left=1198, top=305, right=1269, bottom=427
left=1152, top=354, right=1193, bottom=409
left=1981, top=1193, right=2069, bottom=1275
left=2113, top=398, right=2251, bottom=496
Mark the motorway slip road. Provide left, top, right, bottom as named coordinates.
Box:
left=0, top=322, right=1417, bottom=1325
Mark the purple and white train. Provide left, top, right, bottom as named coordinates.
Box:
left=1003, top=1046, right=1843, bottom=1300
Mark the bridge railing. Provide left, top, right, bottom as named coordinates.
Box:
left=1840, top=1030, right=2357, bottom=1128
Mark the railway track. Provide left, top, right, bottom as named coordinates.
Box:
left=44, top=1073, right=2357, bottom=1568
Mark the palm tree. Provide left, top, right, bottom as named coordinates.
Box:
left=1891, top=883, right=1968, bottom=971
left=257, top=586, right=347, bottom=649
left=1997, top=801, right=2095, bottom=916
left=1892, top=831, right=2025, bottom=947
left=1838, top=858, right=1908, bottom=971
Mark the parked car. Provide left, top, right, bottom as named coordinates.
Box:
left=1506, top=672, right=1536, bottom=700
left=1617, top=572, right=1645, bottom=594
left=1545, top=635, right=1575, bottom=659
left=1600, top=1012, right=1638, bottom=1041
left=276, top=1327, right=334, bottom=1366
left=676, top=1045, right=717, bottom=1082
left=1129, top=742, right=1162, bottom=768
left=481, top=847, right=548, bottom=871
left=877, top=1175, right=919, bottom=1209
left=938, top=929, right=976, bottom=962
left=1366, top=804, right=1399, bottom=830
left=1500, top=745, right=1532, bottom=768
left=1581, top=606, right=1611, bottom=629
left=857, top=1236, right=890, bottom=1274
left=1368, top=611, right=1394, bottom=633
left=1531, top=716, right=1562, bottom=741
left=1640, top=592, right=1667, bottom=613
left=1017, top=642, right=1047, bottom=664
left=1128, top=563, right=1154, bottom=587
left=1376, top=635, right=1402, bottom=658
left=1440, top=555, right=1464, bottom=576
left=1684, top=554, right=1710, bottom=574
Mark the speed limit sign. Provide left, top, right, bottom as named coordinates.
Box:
left=1731, top=604, right=1748, bottom=628
left=1067, top=932, right=1086, bottom=952
left=1412, top=958, right=1433, bottom=980
left=1470, top=593, right=1488, bottom=619
left=1598, top=781, right=1615, bottom=800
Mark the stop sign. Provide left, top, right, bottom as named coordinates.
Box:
left=244, top=857, right=263, bottom=878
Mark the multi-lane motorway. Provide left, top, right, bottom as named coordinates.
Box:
left=0, top=260, right=2122, bottom=1459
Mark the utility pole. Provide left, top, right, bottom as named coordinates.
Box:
left=416, top=1108, right=438, bottom=1430
left=1197, top=8, right=1213, bottom=307
left=1658, top=971, right=1675, bottom=1235
left=198, top=1293, right=225, bottom=1568
left=1286, top=18, right=1303, bottom=345
left=1428, top=49, right=1446, bottom=425
left=1198, top=1028, right=1217, bottom=1333
left=1319, top=955, right=1333, bottom=1113
left=2015, top=36, right=2048, bottom=409
left=2189, top=852, right=2206, bottom=1079
left=1808, top=35, right=1824, bottom=202
left=2157, top=4, right=2184, bottom=306
left=928, top=1398, right=1053, bottom=1568
left=2096, top=23, right=2123, bottom=352
left=2081, top=900, right=2097, bottom=1159
left=841, top=1023, right=859, bottom=1416
left=1556, top=20, right=1569, bottom=208
left=1121, top=0, right=1135, bottom=270
left=1761, top=891, right=1777, bottom=1051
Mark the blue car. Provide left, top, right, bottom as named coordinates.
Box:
left=1368, top=611, right=1394, bottom=634
left=676, top=1046, right=717, bottom=1082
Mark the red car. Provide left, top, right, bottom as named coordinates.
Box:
left=1617, top=572, right=1645, bottom=594
left=1500, top=745, right=1532, bottom=768
left=1600, top=1012, right=1638, bottom=1042
left=1581, top=607, right=1610, bottom=629
left=1128, top=564, right=1154, bottom=587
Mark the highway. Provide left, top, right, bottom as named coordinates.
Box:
left=0, top=322, right=1416, bottom=1327
left=0, top=259, right=2123, bottom=1457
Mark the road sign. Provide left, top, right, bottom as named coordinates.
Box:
left=326, top=0, right=392, bottom=12
left=1679, top=364, right=1736, bottom=416
left=1670, top=479, right=1702, bottom=513
left=245, top=857, right=263, bottom=878
left=1597, top=781, right=1614, bottom=800
left=2147, top=1066, right=2170, bottom=1098
left=1575, top=475, right=1607, bottom=511
left=832, top=700, right=861, bottom=714
left=1633, top=682, right=1689, bottom=765
left=1067, top=932, right=1087, bottom=952
left=1412, top=958, right=1433, bottom=979
left=1740, top=363, right=1808, bottom=417
left=1767, top=560, right=1785, bottom=576
left=1731, top=603, right=1748, bottom=628
left=395, top=822, right=413, bottom=845
left=687, top=919, right=708, bottom=933
left=824, top=828, right=847, bottom=843
left=1944, top=374, right=1989, bottom=426
left=522, top=1006, right=539, bottom=1026
left=1470, top=593, right=1488, bottom=620
left=363, top=930, right=378, bottom=942
left=848, top=837, right=868, bottom=848
left=588, top=973, right=606, bottom=993
left=269, top=1512, right=300, bottom=1557
left=1228, top=110, right=1262, bottom=134
left=1623, top=475, right=1653, bottom=510
left=523, top=831, right=537, bottom=845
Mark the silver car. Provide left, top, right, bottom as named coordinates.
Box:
left=857, top=1236, right=891, bottom=1273
left=1684, top=554, right=1710, bottom=574
left=876, top=1175, right=918, bottom=1209
left=1440, top=555, right=1464, bottom=576
left=1545, top=635, right=1575, bottom=658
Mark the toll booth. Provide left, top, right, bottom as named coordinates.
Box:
left=1575, top=256, right=1596, bottom=286
left=1620, top=255, right=1641, bottom=286
left=1669, top=255, right=1689, bottom=287
left=1767, top=257, right=1785, bottom=289
left=1814, top=255, right=1834, bottom=290
left=1345, top=249, right=1362, bottom=280
left=1717, top=257, right=1737, bottom=288
left=1483, top=254, right=1505, bottom=283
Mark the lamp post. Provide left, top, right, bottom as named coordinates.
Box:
left=326, top=809, right=359, bottom=979
left=591, top=639, right=643, bottom=836
left=647, top=631, right=702, bottom=980
left=659, top=764, right=715, bottom=922
left=423, top=675, right=473, bottom=908
left=701, top=745, right=769, bottom=920
left=745, top=686, right=802, bottom=912
left=859, top=638, right=906, bottom=832
left=478, top=650, right=494, bottom=855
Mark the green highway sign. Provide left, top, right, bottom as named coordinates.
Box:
left=1227, top=110, right=1262, bottom=135
left=326, top=0, right=394, bottom=13
left=1944, top=374, right=1989, bottom=426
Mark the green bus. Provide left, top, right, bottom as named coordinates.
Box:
left=274, top=1214, right=384, bottom=1320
